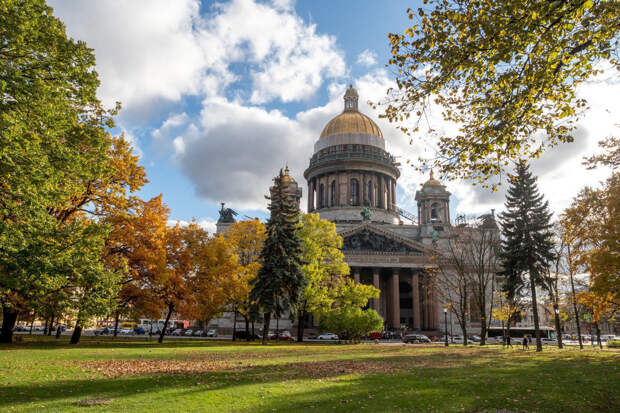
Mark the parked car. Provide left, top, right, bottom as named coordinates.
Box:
left=381, top=331, right=396, bottom=339
left=317, top=333, right=339, bottom=340
left=368, top=332, right=382, bottom=340
left=119, top=328, right=132, bottom=335
left=468, top=335, right=481, bottom=343
left=94, top=327, right=111, bottom=336
left=452, top=336, right=465, bottom=344
left=133, top=326, right=146, bottom=335
left=403, top=334, right=431, bottom=344
left=171, top=328, right=184, bottom=336
left=541, top=338, right=558, bottom=345
left=206, top=329, right=217, bottom=337
left=305, top=333, right=318, bottom=340
left=277, top=331, right=295, bottom=341
left=192, top=329, right=204, bottom=336
left=183, top=329, right=194, bottom=336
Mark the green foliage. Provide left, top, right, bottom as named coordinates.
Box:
left=297, top=213, right=349, bottom=315
left=383, top=0, right=620, bottom=188
left=319, top=306, right=383, bottom=342
left=319, top=278, right=382, bottom=341
left=499, top=162, right=556, bottom=295
left=608, top=340, right=620, bottom=348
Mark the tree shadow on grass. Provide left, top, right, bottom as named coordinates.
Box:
left=1, top=351, right=619, bottom=412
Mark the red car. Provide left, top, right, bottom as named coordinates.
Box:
left=368, top=332, right=382, bottom=340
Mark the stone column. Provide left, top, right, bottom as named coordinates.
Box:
left=432, top=281, right=440, bottom=330
left=307, top=180, right=313, bottom=212
left=391, top=268, right=400, bottom=329
left=392, top=179, right=397, bottom=209
left=353, top=267, right=360, bottom=284
left=411, top=272, right=420, bottom=330
left=372, top=269, right=380, bottom=312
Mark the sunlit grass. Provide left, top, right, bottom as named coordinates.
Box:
left=1, top=336, right=619, bottom=412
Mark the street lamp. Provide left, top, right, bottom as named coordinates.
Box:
left=444, top=308, right=449, bottom=347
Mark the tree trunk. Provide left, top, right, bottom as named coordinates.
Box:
left=70, top=318, right=82, bottom=345
left=251, top=319, right=255, bottom=339
left=29, top=315, right=35, bottom=335
left=159, top=304, right=174, bottom=344
left=55, top=324, right=62, bottom=339
left=569, top=269, right=583, bottom=349
left=553, top=302, right=563, bottom=349
left=232, top=305, right=237, bottom=342
left=261, top=312, right=271, bottom=345
left=276, top=316, right=279, bottom=342
left=244, top=316, right=250, bottom=341
left=47, top=315, right=55, bottom=336
left=43, top=317, right=49, bottom=335
left=297, top=308, right=305, bottom=343
left=529, top=274, right=542, bottom=352
left=0, top=307, right=18, bottom=343
left=113, top=311, right=120, bottom=337
left=595, top=322, right=602, bottom=349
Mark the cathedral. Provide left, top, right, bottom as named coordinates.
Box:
left=301, top=84, right=449, bottom=332
left=217, top=85, right=456, bottom=334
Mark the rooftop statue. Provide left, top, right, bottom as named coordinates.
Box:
left=360, top=207, right=372, bottom=221
left=217, top=203, right=237, bottom=224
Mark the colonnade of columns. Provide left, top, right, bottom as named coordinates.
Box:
left=350, top=267, right=440, bottom=331
left=307, top=172, right=397, bottom=212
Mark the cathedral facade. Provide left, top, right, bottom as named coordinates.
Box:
left=303, top=85, right=449, bottom=332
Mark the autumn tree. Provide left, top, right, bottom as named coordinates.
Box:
left=250, top=170, right=306, bottom=345
left=102, top=195, right=168, bottom=336
left=499, top=162, right=556, bottom=352
left=224, top=220, right=266, bottom=340
left=188, top=231, right=240, bottom=332
left=295, top=213, right=350, bottom=342
left=382, top=0, right=619, bottom=187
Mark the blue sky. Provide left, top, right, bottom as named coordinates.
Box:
left=50, top=0, right=618, bottom=232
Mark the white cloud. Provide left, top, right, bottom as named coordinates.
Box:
left=356, top=49, right=377, bottom=67
left=51, top=0, right=345, bottom=113
left=50, top=0, right=205, bottom=110
left=168, top=218, right=217, bottom=234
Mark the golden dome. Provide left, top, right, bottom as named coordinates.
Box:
left=319, top=84, right=384, bottom=139
left=424, top=169, right=441, bottom=186
left=282, top=165, right=295, bottom=183
left=319, top=111, right=383, bottom=139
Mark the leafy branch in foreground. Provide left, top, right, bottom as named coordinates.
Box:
left=381, top=0, right=619, bottom=188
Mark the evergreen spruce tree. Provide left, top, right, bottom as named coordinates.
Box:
left=250, top=170, right=306, bottom=345
left=499, top=161, right=555, bottom=352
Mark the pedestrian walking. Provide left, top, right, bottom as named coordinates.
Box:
left=522, top=337, right=528, bottom=350
left=506, top=336, right=513, bottom=348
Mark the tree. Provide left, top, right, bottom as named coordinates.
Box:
left=102, top=195, right=168, bottom=336
left=382, top=0, right=619, bottom=187
left=189, top=231, right=240, bottom=333
left=295, top=213, right=349, bottom=342
left=433, top=229, right=470, bottom=346
left=0, top=0, right=119, bottom=343
left=319, top=279, right=382, bottom=342
left=224, top=220, right=266, bottom=340
left=492, top=291, right=524, bottom=344
left=250, top=169, right=306, bottom=345
left=499, top=162, right=556, bottom=351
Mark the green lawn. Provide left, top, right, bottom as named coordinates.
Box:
left=1, top=336, right=619, bottom=412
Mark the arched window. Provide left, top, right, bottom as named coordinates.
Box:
left=350, top=179, right=359, bottom=205
left=330, top=180, right=337, bottom=207
left=366, top=180, right=372, bottom=206
left=431, top=202, right=441, bottom=222
left=319, top=184, right=325, bottom=208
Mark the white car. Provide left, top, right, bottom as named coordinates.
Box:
left=206, top=329, right=217, bottom=337
left=541, top=338, right=558, bottom=345
left=119, top=328, right=132, bottom=335
left=317, top=333, right=339, bottom=340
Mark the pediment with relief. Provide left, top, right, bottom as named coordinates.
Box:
left=340, top=225, right=426, bottom=254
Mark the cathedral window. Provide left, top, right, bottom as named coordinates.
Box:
left=431, top=202, right=441, bottom=222
left=330, top=180, right=337, bottom=207
left=366, top=180, right=372, bottom=206
left=319, top=184, right=325, bottom=208
left=350, top=179, right=359, bottom=206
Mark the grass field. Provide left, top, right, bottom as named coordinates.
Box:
left=1, top=336, right=619, bottom=412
